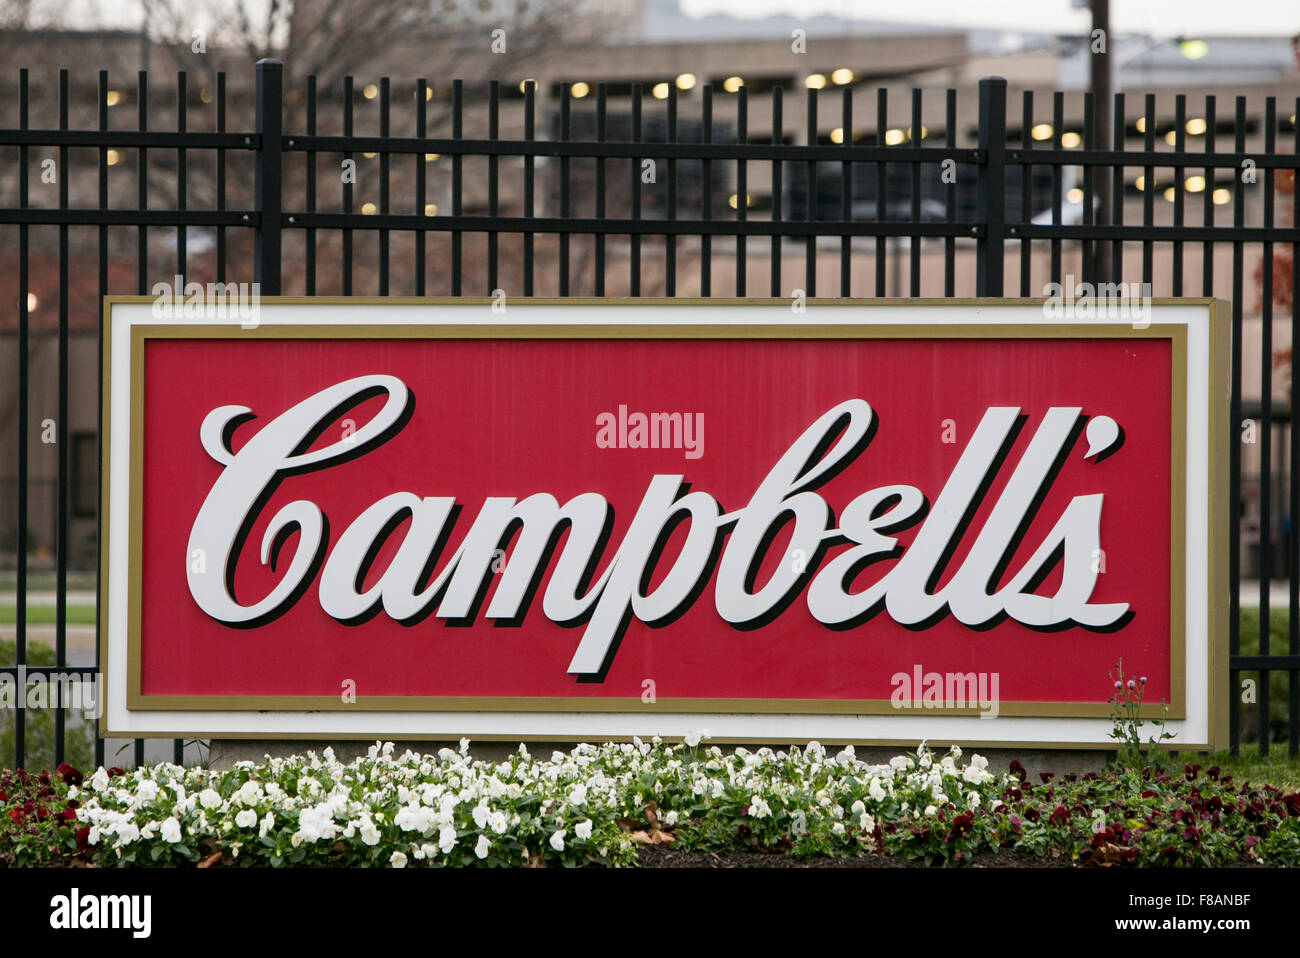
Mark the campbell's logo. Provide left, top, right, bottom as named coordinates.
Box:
left=186, top=375, right=1131, bottom=678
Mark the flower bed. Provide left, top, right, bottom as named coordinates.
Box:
left=2, top=739, right=1298, bottom=867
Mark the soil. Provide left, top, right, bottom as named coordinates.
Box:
left=634, top=846, right=1277, bottom=868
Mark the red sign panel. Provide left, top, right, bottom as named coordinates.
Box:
left=100, top=300, right=1227, bottom=745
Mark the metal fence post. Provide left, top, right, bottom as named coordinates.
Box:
left=976, top=76, right=1007, bottom=297
left=254, top=58, right=283, bottom=295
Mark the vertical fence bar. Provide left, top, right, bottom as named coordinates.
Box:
left=1229, top=96, right=1246, bottom=754
left=595, top=84, right=607, bottom=297
left=176, top=73, right=187, bottom=286
left=134, top=68, right=148, bottom=771
left=1050, top=92, right=1063, bottom=284
left=379, top=77, right=390, bottom=296
left=944, top=89, right=955, bottom=297
left=975, top=77, right=1006, bottom=297
left=701, top=84, right=712, bottom=297
left=254, top=59, right=283, bottom=295
left=1019, top=91, right=1032, bottom=296
left=559, top=83, right=570, bottom=296
left=451, top=79, right=462, bottom=296
left=631, top=84, right=642, bottom=296
left=1110, top=92, right=1124, bottom=283
left=216, top=73, right=227, bottom=283
left=1172, top=95, right=1186, bottom=297
left=1291, top=96, right=1300, bottom=756
left=343, top=76, right=354, bottom=295
left=1291, top=94, right=1300, bottom=756
left=414, top=79, right=425, bottom=297
left=95, top=69, right=109, bottom=771
left=1142, top=94, right=1155, bottom=289
left=488, top=80, right=499, bottom=296
left=1258, top=97, right=1276, bottom=753
left=770, top=87, right=782, bottom=297
left=14, top=68, right=27, bottom=770
left=55, top=70, right=69, bottom=766
left=840, top=86, right=851, bottom=298
left=909, top=89, right=921, bottom=296
left=875, top=88, right=886, bottom=297
left=1081, top=91, right=1094, bottom=287
left=736, top=85, right=747, bottom=297
left=137, top=71, right=148, bottom=297
left=666, top=85, right=677, bottom=296
left=524, top=80, right=535, bottom=296
left=805, top=86, right=816, bottom=297
left=306, top=77, right=317, bottom=295
left=1202, top=97, right=1216, bottom=297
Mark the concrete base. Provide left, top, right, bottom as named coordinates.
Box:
left=208, top=739, right=1119, bottom=777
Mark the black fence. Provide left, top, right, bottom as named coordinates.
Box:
left=1, top=58, right=1298, bottom=769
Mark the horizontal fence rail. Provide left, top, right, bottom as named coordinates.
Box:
left=0, top=58, right=1297, bottom=769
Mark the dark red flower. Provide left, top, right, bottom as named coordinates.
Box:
left=55, top=763, right=84, bottom=787
left=5, top=808, right=21, bottom=822
left=74, top=826, right=90, bottom=851
left=1008, top=760, right=1027, bottom=782
left=106, top=767, right=125, bottom=779
left=1039, top=773, right=1054, bottom=784
left=1049, top=805, right=1070, bottom=825
left=947, top=811, right=975, bottom=842
left=58, top=806, right=77, bottom=822
left=1024, top=806, right=1041, bottom=823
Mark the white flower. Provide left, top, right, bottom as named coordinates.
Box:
left=438, top=825, right=457, bottom=855
left=114, top=822, right=141, bottom=847
left=684, top=730, right=702, bottom=748
left=259, top=812, right=275, bottom=838
left=574, top=819, right=593, bottom=840
left=90, top=768, right=110, bottom=793
left=966, top=791, right=981, bottom=810
left=159, top=817, right=182, bottom=844
left=234, top=780, right=263, bottom=806
left=748, top=796, right=772, bottom=819
left=550, top=829, right=566, bottom=852
left=198, top=788, right=223, bottom=810
left=235, top=809, right=257, bottom=828
left=567, top=783, right=588, bottom=807
left=924, top=805, right=938, bottom=817
left=135, top=779, right=160, bottom=804
left=390, top=851, right=408, bottom=868
left=475, top=834, right=491, bottom=859
left=663, top=810, right=678, bottom=826
left=868, top=778, right=888, bottom=803
left=832, top=822, right=846, bottom=836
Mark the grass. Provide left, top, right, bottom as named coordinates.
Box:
left=0, top=604, right=96, bottom=626
left=1202, top=748, right=1300, bottom=790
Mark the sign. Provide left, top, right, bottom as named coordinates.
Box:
left=100, top=298, right=1228, bottom=746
